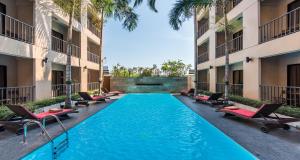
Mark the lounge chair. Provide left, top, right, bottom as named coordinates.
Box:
left=194, top=93, right=224, bottom=105
left=76, top=92, right=109, bottom=106
left=220, top=104, right=299, bottom=133
left=180, top=88, right=195, bottom=96
left=102, top=88, right=123, bottom=96
left=1, top=104, right=74, bottom=134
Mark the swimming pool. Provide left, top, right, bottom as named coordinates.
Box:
left=23, top=93, right=257, bottom=160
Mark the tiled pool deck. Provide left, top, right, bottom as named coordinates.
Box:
left=0, top=95, right=300, bottom=160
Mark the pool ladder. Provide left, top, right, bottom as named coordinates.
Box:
left=23, top=115, right=69, bottom=160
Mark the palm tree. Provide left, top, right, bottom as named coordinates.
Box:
left=53, top=0, right=82, bottom=108
left=168, top=0, right=231, bottom=101
left=90, top=0, right=139, bottom=94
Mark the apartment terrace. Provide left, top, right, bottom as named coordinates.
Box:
left=0, top=0, right=34, bottom=44
left=197, top=40, right=209, bottom=64
left=259, top=0, right=300, bottom=43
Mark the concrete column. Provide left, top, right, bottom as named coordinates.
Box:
left=209, top=7, right=216, bottom=61
left=243, top=58, right=261, bottom=100
left=243, top=0, right=260, bottom=48
left=33, top=0, right=52, bottom=100
left=80, top=1, right=88, bottom=92
left=209, top=68, right=216, bottom=93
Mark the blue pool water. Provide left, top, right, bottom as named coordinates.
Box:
left=23, top=94, right=257, bottom=160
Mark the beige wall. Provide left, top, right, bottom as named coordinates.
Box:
left=261, top=51, right=300, bottom=86
left=196, top=0, right=300, bottom=100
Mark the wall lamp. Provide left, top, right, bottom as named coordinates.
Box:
left=209, top=65, right=214, bottom=69
left=42, top=57, right=48, bottom=65
left=83, top=66, right=87, bottom=70
left=246, top=57, right=253, bottom=63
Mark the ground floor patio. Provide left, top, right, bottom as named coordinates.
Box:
left=0, top=95, right=299, bottom=160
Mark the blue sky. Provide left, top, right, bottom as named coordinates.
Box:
left=103, top=1, right=194, bottom=69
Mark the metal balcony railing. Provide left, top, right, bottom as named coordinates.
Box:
left=51, top=83, right=81, bottom=98
left=51, top=36, right=81, bottom=58
left=0, top=12, right=34, bottom=44
left=88, top=51, right=100, bottom=64
left=260, top=85, right=300, bottom=107
left=215, top=0, right=242, bottom=22
left=197, top=82, right=209, bottom=91
left=198, top=21, right=209, bottom=38
left=87, top=18, right=101, bottom=38
left=216, top=83, right=243, bottom=96
left=259, top=7, right=300, bottom=43
left=198, top=51, right=209, bottom=64
left=0, top=86, right=35, bottom=105
left=215, top=35, right=243, bottom=58
left=88, top=82, right=100, bottom=91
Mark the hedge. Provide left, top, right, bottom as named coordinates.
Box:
left=198, top=90, right=300, bottom=118
left=0, top=94, right=80, bottom=120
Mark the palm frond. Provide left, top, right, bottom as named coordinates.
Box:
left=169, top=0, right=215, bottom=30
left=133, top=0, right=158, bottom=12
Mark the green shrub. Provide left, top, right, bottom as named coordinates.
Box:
left=0, top=94, right=80, bottom=120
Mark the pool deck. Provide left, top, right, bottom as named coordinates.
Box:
left=0, top=96, right=120, bottom=160
left=0, top=94, right=300, bottom=160
left=177, top=95, right=300, bottom=160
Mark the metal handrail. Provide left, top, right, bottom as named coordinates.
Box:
left=87, top=51, right=100, bottom=64
left=0, top=12, right=34, bottom=44
left=215, top=35, right=243, bottom=58
left=259, top=7, right=300, bottom=43
left=23, top=120, right=53, bottom=144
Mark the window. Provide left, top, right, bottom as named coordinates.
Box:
left=0, top=3, right=6, bottom=35
left=287, top=64, right=300, bottom=87
left=233, top=70, right=243, bottom=84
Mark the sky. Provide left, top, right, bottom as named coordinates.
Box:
left=103, top=1, right=194, bottom=69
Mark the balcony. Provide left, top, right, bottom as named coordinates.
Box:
left=215, top=35, right=243, bottom=58
left=0, top=86, right=35, bottom=105
left=88, top=51, right=100, bottom=64
left=51, top=83, right=81, bottom=98
left=215, top=0, right=242, bottom=22
left=259, top=7, right=300, bottom=43
left=198, top=52, right=209, bottom=64
left=87, top=18, right=101, bottom=38
left=216, top=83, right=243, bottom=96
left=0, top=12, right=34, bottom=44
left=51, top=35, right=81, bottom=58
left=197, top=40, right=209, bottom=64
left=197, top=16, right=209, bottom=38
left=260, top=85, right=300, bottom=107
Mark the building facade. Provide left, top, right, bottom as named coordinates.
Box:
left=195, top=0, right=300, bottom=107
left=0, top=0, right=102, bottom=104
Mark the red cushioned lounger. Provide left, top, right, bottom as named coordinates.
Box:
left=220, top=104, right=299, bottom=133
left=194, top=93, right=223, bottom=105
left=76, top=92, right=110, bottom=106
left=6, top=104, right=74, bottom=121
left=2, top=104, right=75, bottom=134
left=180, top=88, right=195, bottom=96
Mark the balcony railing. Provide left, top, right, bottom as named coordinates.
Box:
left=215, top=35, right=243, bottom=58
left=88, top=82, right=100, bottom=91
left=216, top=0, right=242, bottom=22
left=87, top=18, right=101, bottom=38
left=198, top=51, right=209, bottom=64
left=198, top=21, right=209, bottom=38
left=51, top=36, right=81, bottom=58
left=216, top=83, right=243, bottom=96
left=0, top=12, right=34, bottom=44
left=88, top=51, right=100, bottom=64
left=260, top=85, right=300, bottom=107
left=51, top=83, right=81, bottom=98
left=259, top=7, right=300, bottom=43
left=197, top=82, right=209, bottom=91
left=0, top=86, right=35, bottom=105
